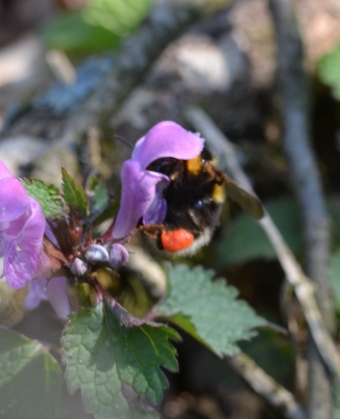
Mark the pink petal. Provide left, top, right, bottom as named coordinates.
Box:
left=24, top=278, right=48, bottom=309
left=0, top=177, right=30, bottom=222
left=4, top=200, right=45, bottom=288
left=132, top=121, right=204, bottom=168
left=113, top=160, right=169, bottom=239
left=45, top=276, right=70, bottom=320
left=5, top=244, right=38, bottom=288
left=24, top=276, right=70, bottom=321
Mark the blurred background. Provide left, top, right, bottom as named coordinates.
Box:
left=1, top=0, right=340, bottom=418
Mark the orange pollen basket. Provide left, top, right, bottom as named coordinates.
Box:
left=161, top=229, right=195, bottom=252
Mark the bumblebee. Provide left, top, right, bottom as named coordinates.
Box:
left=143, top=147, right=264, bottom=255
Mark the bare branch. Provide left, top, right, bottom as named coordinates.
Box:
left=226, top=351, right=305, bottom=419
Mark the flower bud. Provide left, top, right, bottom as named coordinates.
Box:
left=85, top=244, right=109, bottom=263
left=70, top=257, right=88, bottom=276
left=107, top=243, right=129, bottom=267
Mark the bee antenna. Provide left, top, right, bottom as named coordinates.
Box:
left=114, top=135, right=133, bottom=149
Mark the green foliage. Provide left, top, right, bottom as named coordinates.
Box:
left=317, top=44, right=340, bottom=101
left=41, top=0, right=153, bottom=54
left=240, top=329, right=294, bottom=383
left=157, top=264, right=266, bottom=356
left=215, top=198, right=302, bottom=268
left=61, top=168, right=88, bottom=216
left=0, top=327, right=67, bottom=419
left=22, top=178, right=68, bottom=219
left=87, top=175, right=110, bottom=213
left=62, top=299, right=179, bottom=419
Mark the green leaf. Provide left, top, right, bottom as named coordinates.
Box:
left=156, top=264, right=266, bottom=356
left=62, top=299, right=179, bottom=419
left=41, top=0, right=152, bottom=54
left=0, top=327, right=67, bottom=419
left=22, top=178, right=68, bottom=219
left=61, top=168, right=88, bottom=216
left=215, top=198, right=302, bottom=268
left=87, top=175, right=110, bottom=213
left=240, top=328, right=294, bottom=383
left=317, top=44, right=340, bottom=101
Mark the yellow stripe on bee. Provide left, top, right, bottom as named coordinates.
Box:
left=186, top=156, right=203, bottom=175
left=212, top=184, right=225, bottom=204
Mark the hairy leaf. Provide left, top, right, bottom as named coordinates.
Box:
left=62, top=299, right=179, bottom=419
left=22, top=178, right=68, bottom=219
left=0, top=327, right=67, bottom=419
left=61, top=168, right=88, bottom=216
left=157, top=264, right=266, bottom=356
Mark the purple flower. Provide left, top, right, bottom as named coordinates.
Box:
left=0, top=161, right=45, bottom=289
left=24, top=276, right=70, bottom=320
left=24, top=224, right=71, bottom=320
left=112, top=121, right=204, bottom=240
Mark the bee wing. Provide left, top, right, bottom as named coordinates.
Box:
left=225, top=177, right=264, bottom=219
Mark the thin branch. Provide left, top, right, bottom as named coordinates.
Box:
left=226, top=352, right=305, bottom=419
left=125, top=244, right=167, bottom=300
left=267, top=0, right=334, bottom=417
left=185, top=106, right=340, bottom=383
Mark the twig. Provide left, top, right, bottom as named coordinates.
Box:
left=125, top=244, right=167, bottom=299
left=267, top=0, right=334, bottom=417
left=226, top=351, right=305, bottom=419
left=185, top=106, right=340, bottom=382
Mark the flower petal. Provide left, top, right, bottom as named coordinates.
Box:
left=132, top=121, right=204, bottom=168
left=4, top=243, right=38, bottom=288
left=24, top=278, right=48, bottom=310
left=113, top=160, right=169, bottom=239
left=45, top=276, right=70, bottom=320
left=142, top=192, right=167, bottom=225
left=0, top=177, right=30, bottom=222
left=4, top=200, right=45, bottom=288
left=24, top=276, right=70, bottom=320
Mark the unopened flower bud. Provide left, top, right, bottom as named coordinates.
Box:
left=108, top=243, right=129, bottom=267
left=70, top=257, right=88, bottom=276
left=85, top=244, right=109, bottom=263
